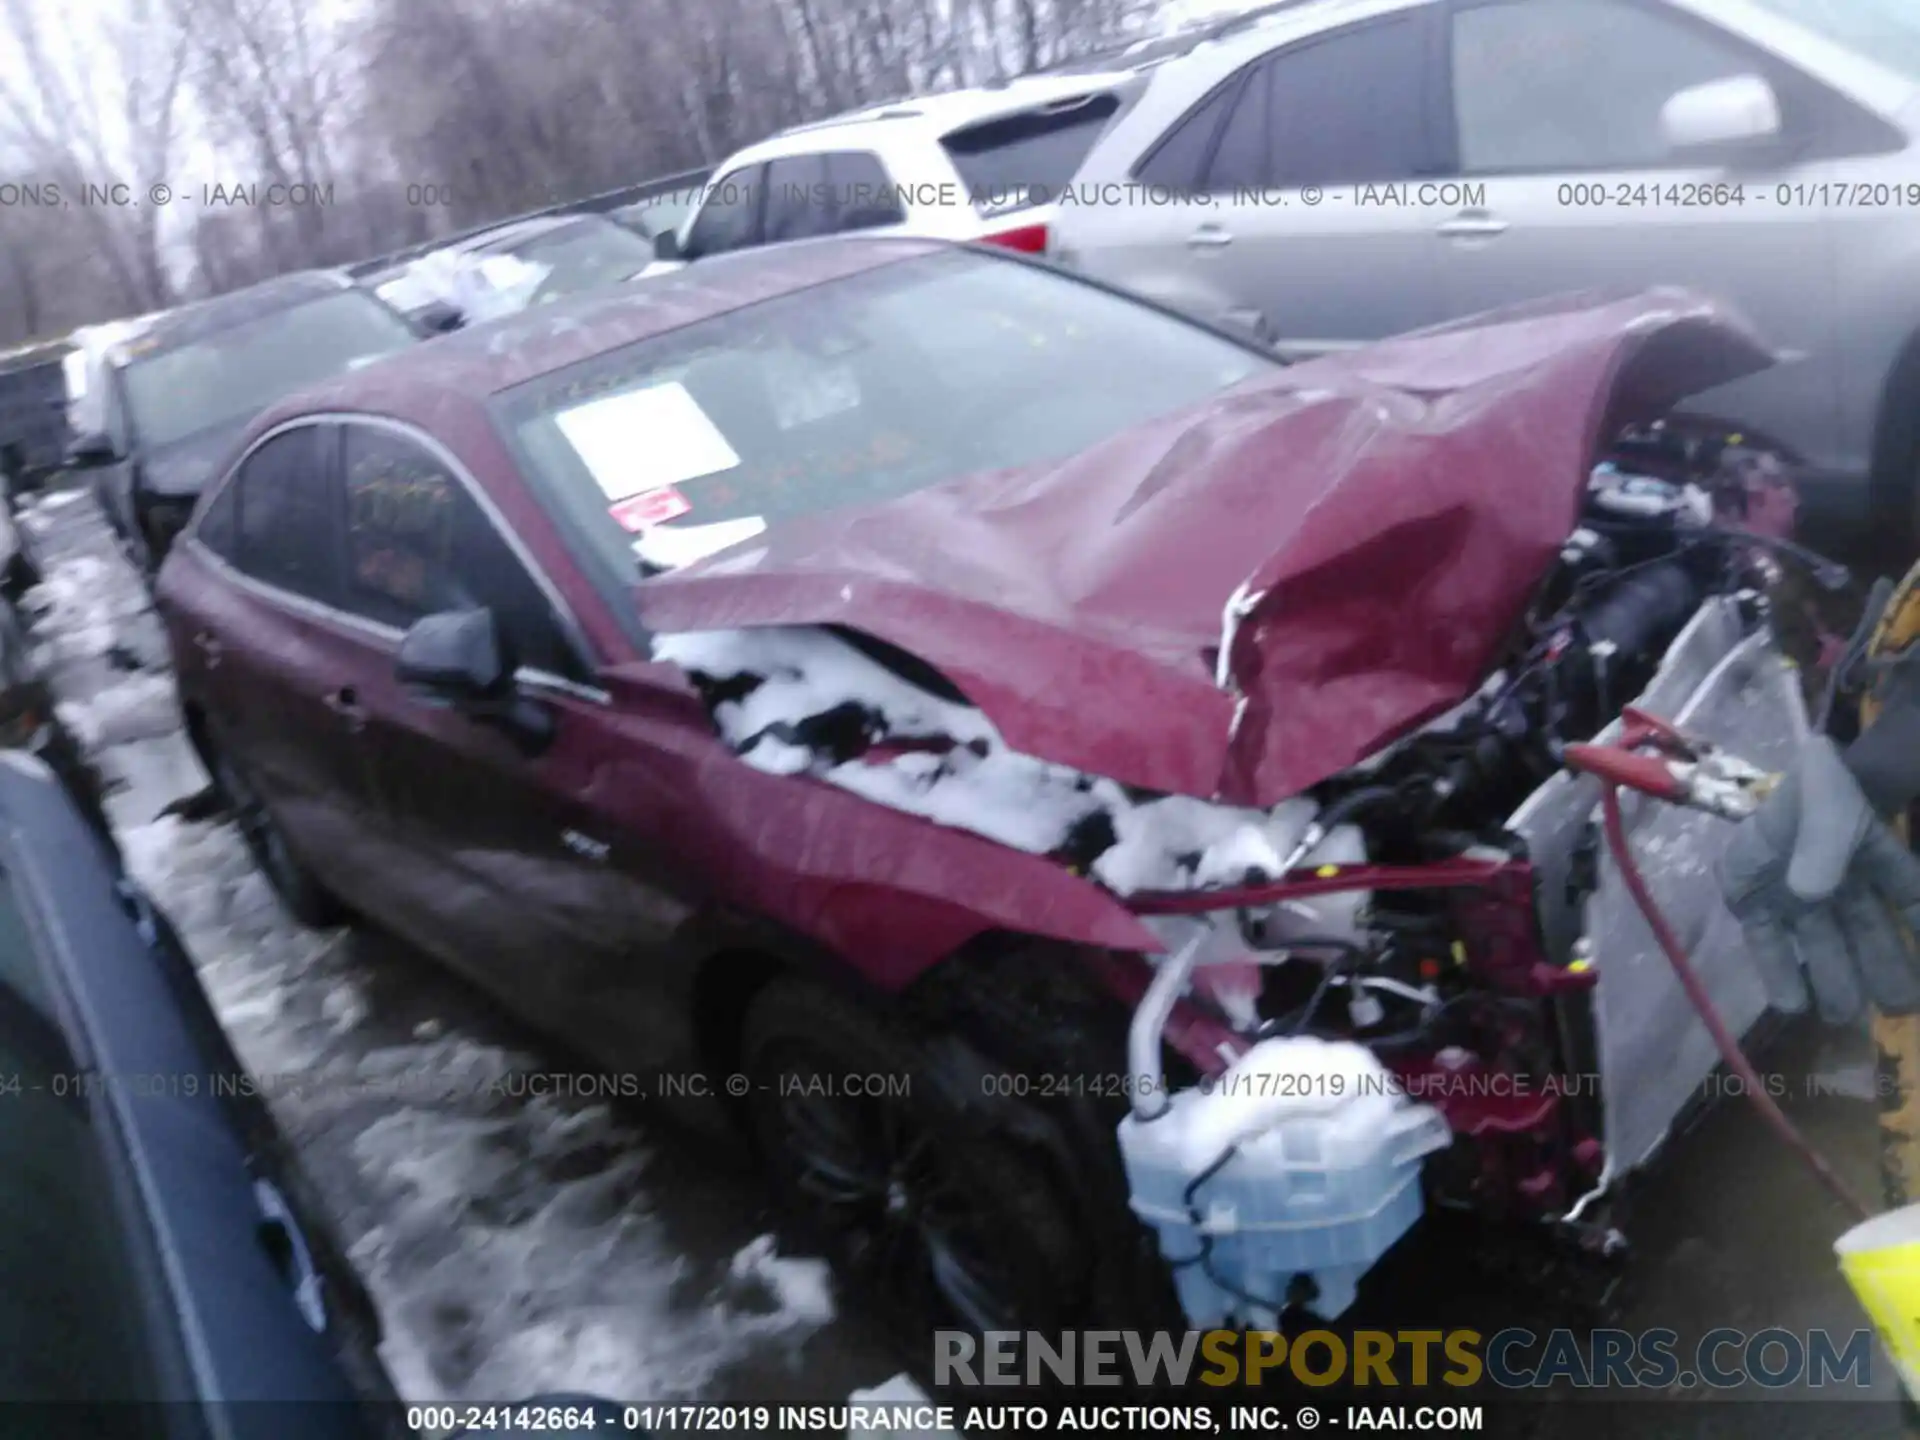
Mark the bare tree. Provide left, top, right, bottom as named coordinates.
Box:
left=0, top=0, right=1160, bottom=333
left=175, top=0, right=351, bottom=266
left=0, top=0, right=190, bottom=315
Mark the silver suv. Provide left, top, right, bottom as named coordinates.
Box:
left=1050, top=0, right=1920, bottom=531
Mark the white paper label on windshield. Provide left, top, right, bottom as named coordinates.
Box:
left=555, top=382, right=743, bottom=502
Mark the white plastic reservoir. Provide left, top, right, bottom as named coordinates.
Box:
left=1117, top=1035, right=1451, bottom=1325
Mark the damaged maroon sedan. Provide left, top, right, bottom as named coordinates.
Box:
left=156, top=237, right=1820, bottom=1334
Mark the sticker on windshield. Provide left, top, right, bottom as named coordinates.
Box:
left=555, top=381, right=742, bottom=501
left=609, top=485, right=692, bottom=532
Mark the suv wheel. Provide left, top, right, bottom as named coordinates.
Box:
left=741, top=978, right=1088, bottom=1338
left=206, top=741, right=341, bottom=928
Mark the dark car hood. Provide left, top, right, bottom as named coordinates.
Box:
left=638, top=288, right=1776, bottom=807
left=139, top=421, right=250, bottom=500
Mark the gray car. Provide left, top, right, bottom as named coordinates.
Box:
left=1050, top=0, right=1920, bottom=532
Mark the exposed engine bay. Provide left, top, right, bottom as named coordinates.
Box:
left=654, top=420, right=1831, bottom=1327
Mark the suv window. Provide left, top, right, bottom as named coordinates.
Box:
left=942, top=94, right=1122, bottom=213
left=340, top=426, right=581, bottom=679
left=1134, top=81, right=1237, bottom=191
left=1452, top=0, right=1756, bottom=173
left=234, top=426, right=337, bottom=603
left=763, top=155, right=834, bottom=243
left=684, top=165, right=765, bottom=259
left=1230, top=18, right=1428, bottom=190
left=1207, top=60, right=1272, bottom=192
left=825, top=151, right=904, bottom=231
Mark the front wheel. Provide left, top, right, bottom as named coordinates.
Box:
left=740, top=978, right=1089, bottom=1338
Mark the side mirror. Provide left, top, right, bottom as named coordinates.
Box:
left=397, top=608, right=511, bottom=704
left=413, top=299, right=465, bottom=335
left=1661, top=74, right=1782, bottom=159
left=65, top=430, right=116, bottom=468
left=653, top=229, right=683, bottom=263
left=395, top=608, right=553, bottom=753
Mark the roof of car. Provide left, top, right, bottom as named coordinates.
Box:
left=253, top=235, right=950, bottom=424
left=113, top=270, right=359, bottom=361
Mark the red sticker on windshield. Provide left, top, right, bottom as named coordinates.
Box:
left=609, top=486, right=692, bottom=531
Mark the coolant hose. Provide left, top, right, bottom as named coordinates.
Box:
left=1597, top=783, right=1871, bottom=1223
left=1129, top=930, right=1207, bottom=1122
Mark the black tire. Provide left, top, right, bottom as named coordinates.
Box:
left=740, top=978, right=1089, bottom=1336
left=204, top=738, right=341, bottom=928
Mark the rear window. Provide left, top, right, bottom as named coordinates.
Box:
left=494, top=248, right=1273, bottom=582
left=942, top=93, right=1122, bottom=214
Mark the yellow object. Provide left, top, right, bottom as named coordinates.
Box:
left=1837, top=1207, right=1920, bottom=1402
left=1863, top=556, right=1920, bottom=1214
left=1846, top=556, right=1920, bottom=1414
left=1315, top=864, right=1339, bottom=878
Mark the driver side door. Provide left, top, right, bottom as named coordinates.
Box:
left=329, top=420, right=685, bottom=1065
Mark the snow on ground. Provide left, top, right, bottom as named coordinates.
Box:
left=18, top=490, right=867, bottom=1410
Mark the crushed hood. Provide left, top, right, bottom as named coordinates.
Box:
left=638, top=288, right=1776, bottom=807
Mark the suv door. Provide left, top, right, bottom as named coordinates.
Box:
left=1436, top=0, right=1840, bottom=458
left=333, top=422, right=690, bottom=1066
left=1089, top=11, right=1448, bottom=350
left=166, top=423, right=387, bottom=911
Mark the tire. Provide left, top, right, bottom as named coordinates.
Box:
left=204, top=738, right=341, bottom=928
left=740, top=977, right=1090, bottom=1337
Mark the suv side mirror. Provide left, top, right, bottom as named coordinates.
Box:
left=1661, top=74, right=1782, bottom=159
left=413, top=299, right=465, bottom=335
left=396, top=608, right=553, bottom=753
left=653, top=229, right=683, bottom=263
left=65, top=430, right=116, bottom=468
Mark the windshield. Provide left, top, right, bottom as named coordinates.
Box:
left=1743, top=0, right=1920, bottom=81
left=514, top=222, right=658, bottom=304
left=496, top=248, right=1274, bottom=580
left=121, top=290, right=415, bottom=449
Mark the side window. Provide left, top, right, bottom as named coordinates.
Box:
left=233, top=426, right=337, bottom=603
left=824, top=151, right=904, bottom=232
left=1255, top=18, right=1429, bottom=189
left=1133, top=80, right=1238, bottom=192
left=684, top=165, right=765, bottom=259
left=1451, top=0, right=1755, bottom=174
left=340, top=426, right=582, bottom=679
left=1206, top=61, right=1272, bottom=192
left=193, top=476, right=239, bottom=561
left=763, top=155, right=833, bottom=243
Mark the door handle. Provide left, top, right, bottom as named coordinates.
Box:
left=1437, top=210, right=1510, bottom=239
left=192, top=631, right=222, bottom=669
left=1186, top=224, right=1234, bottom=249
left=322, top=686, right=366, bottom=733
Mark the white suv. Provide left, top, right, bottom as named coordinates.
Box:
left=653, top=73, right=1146, bottom=266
